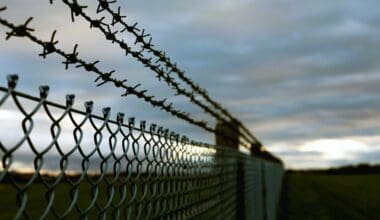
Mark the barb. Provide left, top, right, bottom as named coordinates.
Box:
left=5, top=17, right=34, bottom=40
left=0, top=15, right=213, bottom=133
left=96, top=0, right=116, bottom=13
left=39, top=30, right=58, bottom=58
left=111, top=7, right=125, bottom=25
left=56, top=0, right=261, bottom=146
left=89, top=16, right=106, bottom=29
left=67, top=0, right=88, bottom=22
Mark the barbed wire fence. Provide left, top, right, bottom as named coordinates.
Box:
left=53, top=0, right=261, bottom=147
left=0, top=1, right=284, bottom=219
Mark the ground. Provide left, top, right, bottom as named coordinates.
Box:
left=278, top=173, right=380, bottom=220
left=1, top=172, right=380, bottom=219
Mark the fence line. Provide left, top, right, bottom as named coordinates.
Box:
left=51, top=0, right=261, bottom=147
left=0, top=75, right=283, bottom=219
left=57, top=0, right=231, bottom=123
left=0, top=1, right=285, bottom=219
left=0, top=16, right=210, bottom=129
left=0, top=12, right=255, bottom=149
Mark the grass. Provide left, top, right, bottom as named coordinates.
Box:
left=0, top=178, right=145, bottom=219
left=278, top=173, right=380, bottom=220
left=2, top=172, right=380, bottom=219
left=0, top=170, right=234, bottom=219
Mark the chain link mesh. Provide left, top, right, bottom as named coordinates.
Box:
left=0, top=75, right=283, bottom=219
left=0, top=2, right=284, bottom=219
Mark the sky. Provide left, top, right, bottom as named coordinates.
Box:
left=0, top=0, right=379, bottom=169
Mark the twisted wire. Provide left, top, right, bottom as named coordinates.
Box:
left=0, top=15, right=213, bottom=133
left=54, top=0, right=230, bottom=124
left=52, top=0, right=260, bottom=146
left=91, top=0, right=260, bottom=144
left=0, top=12, right=254, bottom=148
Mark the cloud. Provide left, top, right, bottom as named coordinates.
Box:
left=269, top=136, right=380, bottom=169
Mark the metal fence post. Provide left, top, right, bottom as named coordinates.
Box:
left=261, top=160, right=268, bottom=220
left=215, top=121, right=240, bottom=149
left=215, top=120, right=246, bottom=217
left=236, top=160, right=246, bottom=219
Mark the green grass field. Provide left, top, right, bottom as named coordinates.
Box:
left=2, top=173, right=380, bottom=219
left=278, top=173, right=380, bottom=220
left=0, top=179, right=145, bottom=219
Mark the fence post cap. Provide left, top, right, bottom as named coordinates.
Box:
left=116, top=112, right=124, bottom=123
left=7, top=74, right=19, bottom=88
left=84, top=101, right=94, bottom=113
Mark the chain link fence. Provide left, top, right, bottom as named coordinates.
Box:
left=0, top=1, right=285, bottom=219
left=0, top=75, right=283, bottom=219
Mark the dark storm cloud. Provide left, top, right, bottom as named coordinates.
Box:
left=0, top=0, right=379, bottom=168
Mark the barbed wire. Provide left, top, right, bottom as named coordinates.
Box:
left=2, top=4, right=257, bottom=148
left=97, top=0, right=259, bottom=145
left=53, top=0, right=230, bottom=123
left=51, top=0, right=260, bottom=146
left=90, top=0, right=260, bottom=144
left=0, top=14, right=213, bottom=132
left=0, top=11, right=253, bottom=148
